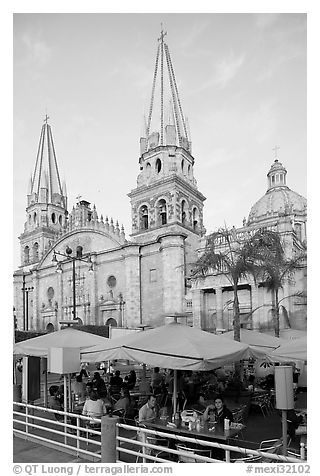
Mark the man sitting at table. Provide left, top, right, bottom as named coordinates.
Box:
left=203, top=395, right=234, bottom=425
left=139, top=394, right=158, bottom=423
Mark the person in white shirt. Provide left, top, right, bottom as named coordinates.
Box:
left=139, top=394, right=157, bottom=423
left=82, top=391, right=107, bottom=428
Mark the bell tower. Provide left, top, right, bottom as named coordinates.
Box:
left=19, top=116, right=68, bottom=268
left=128, top=30, right=206, bottom=243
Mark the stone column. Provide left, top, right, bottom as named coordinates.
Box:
left=250, top=282, right=260, bottom=330
left=191, top=288, right=204, bottom=328
left=160, top=234, right=185, bottom=315
left=123, top=245, right=141, bottom=327
left=57, top=268, right=64, bottom=329
left=215, top=286, right=224, bottom=330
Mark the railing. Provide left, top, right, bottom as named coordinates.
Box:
left=116, top=422, right=305, bottom=463
left=13, top=403, right=306, bottom=464
left=13, top=401, right=101, bottom=461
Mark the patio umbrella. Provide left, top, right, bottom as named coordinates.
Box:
left=13, top=327, right=110, bottom=357
left=265, top=329, right=307, bottom=340
left=267, top=336, right=307, bottom=363
left=13, top=328, right=110, bottom=412
left=220, top=329, right=285, bottom=359
left=82, top=322, right=251, bottom=370
left=82, top=322, right=252, bottom=414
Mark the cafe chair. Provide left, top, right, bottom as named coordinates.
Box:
left=176, top=444, right=211, bottom=463
left=250, top=395, right=268, bottom=417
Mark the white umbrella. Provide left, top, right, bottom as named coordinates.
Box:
left=13, top=327, right=110, bottom=357
left=82, top=322, right=252, bottom=414
left=221, top=329, right=285, bottom=359
left=267, top=336, right=307, bottom=363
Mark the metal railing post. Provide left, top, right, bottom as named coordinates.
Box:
left=300, top=442, right=305, bottom=460
left=101, top=415, right=119, bottom=463
left=25, top=404, right=29, bottom=435
left=225, top=448, right=231, bottom=463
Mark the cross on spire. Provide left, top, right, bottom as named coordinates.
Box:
left=44, top=114, right=50, bottom=125
left=76, top=194, right=82, bottom=203
left=158, top=24, right=167, bottom=43
left=272, top=145, right=280, bottom=158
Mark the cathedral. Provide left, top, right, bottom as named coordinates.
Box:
left=13, top=33, right=307, bottom=335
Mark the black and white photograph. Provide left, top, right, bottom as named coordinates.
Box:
left=11, top=8, right=310, bottom=469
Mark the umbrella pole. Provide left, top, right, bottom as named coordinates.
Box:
left=63, top=374, right=68, bottom=445
left=173, top=370, right=177, bottom=415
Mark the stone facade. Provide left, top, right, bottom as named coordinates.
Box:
left=191, top=158, right=307, bottom=333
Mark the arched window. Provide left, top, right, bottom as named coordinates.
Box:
left=51, top=212, right=56, bottom=223
left=146, top=162, right=151, bottom=177
left=188, top=164, right=191, bottom=177
left=271, top=175, right=275, bottom=184
left=140, top=205, right=149, bottom=230
left=181, top=200, right=187, bottom=225
left=33, top=212, right=37, bottom=223
left=295, top=223, right=302, bottom=241
left=33, top=242, right=39, bottom=261
left=155, top=158, right=162, bottom=173
left=158, top=199, right=167, bottom=225
left=59, top=215, right=62, bottom=225
left=181, top=159, right=185, bottom=173
left=192, top=207, right=199, bottom=231
left=24, top=246, right=30, bottom=264
left=76, top=245, right=83, bottom=258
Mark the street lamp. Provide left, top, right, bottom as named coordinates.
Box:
left=52, top=246, right=93, bottom=324
left=21, top=282, right=34, bottom=331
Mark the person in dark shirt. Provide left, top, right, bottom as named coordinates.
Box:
left=124, top=370, right=136, bottom=390
left=109, top=370, right=123, bottom=387
left=92, top=372, right=107, bottom=399
left=203, top=395, right=234, bottom=425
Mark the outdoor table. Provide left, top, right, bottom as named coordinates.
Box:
left=143, top=418, right=242, bottom=461
left=145, top=418, right=241, bottom=442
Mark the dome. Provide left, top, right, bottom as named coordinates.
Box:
left=247, top=159, right=307, bottom=225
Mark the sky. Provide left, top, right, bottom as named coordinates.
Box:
left=13, top=12, right=307, bottom=269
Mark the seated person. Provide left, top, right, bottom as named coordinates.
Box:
left=151, top=367, right=164, bottom=395
left=139, top=394, right=158, bottom=423
left=203, top=395, right=234, bottom=425
left=109, top=370, right=123, bottom=388
left=48, top=385, right=64, bottom=421
left=71, top=374, right=86, bottom=404
left=124, top=370, right=136, bottom=390
left=287, top=409, right=304, bottom=441
left=92, top=372, right=107, bottom=399
left=113, top=387, right=131, bottom=416
left=82, top=390, right=107, bottom=427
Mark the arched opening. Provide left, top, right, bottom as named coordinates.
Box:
left=33, top=242, right=39, bottom=261
left=294, top=223, right=302, bottom=241
left=140, top=205, right=149, bottom=230
left=158, top=199, right=167, bottom=225
left=59, top=215, right=62, bottom=225
left=51, top=212, right=56, bottom=223
left=33, top=212, right=37, bottom=224
left=46, top=323, right=55, bottom=333
left=106, top=318, right=117, bottom=328
left=24, top=246, right=30, bottom=264
left=188, top=164, right=191, bottom=177
left=181, top=159, right=185, bottom=173
left=146, top=162, right=151, bottom=177
left=192, top=207, right=199, bottom=231
left=181, top=200, right=187, bottom=225
left=76, top=245, right=83, bottom=258
left=155, top=158, right=162, bottom=173
left=280, top=305, right=291, bottom=328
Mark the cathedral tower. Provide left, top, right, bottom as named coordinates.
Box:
left=19, top=117, right=68, bottom=268
left=128, top=30, right=206, bottom=244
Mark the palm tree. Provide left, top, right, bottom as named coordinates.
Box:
left=192, top=227, right=258, bottom=342
left=245, top=230, right=306, bottom=337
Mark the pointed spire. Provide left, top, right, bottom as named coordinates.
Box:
left=142, top=30, right=190, bottom=154
left=29, top=117, right=67, bottom=209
